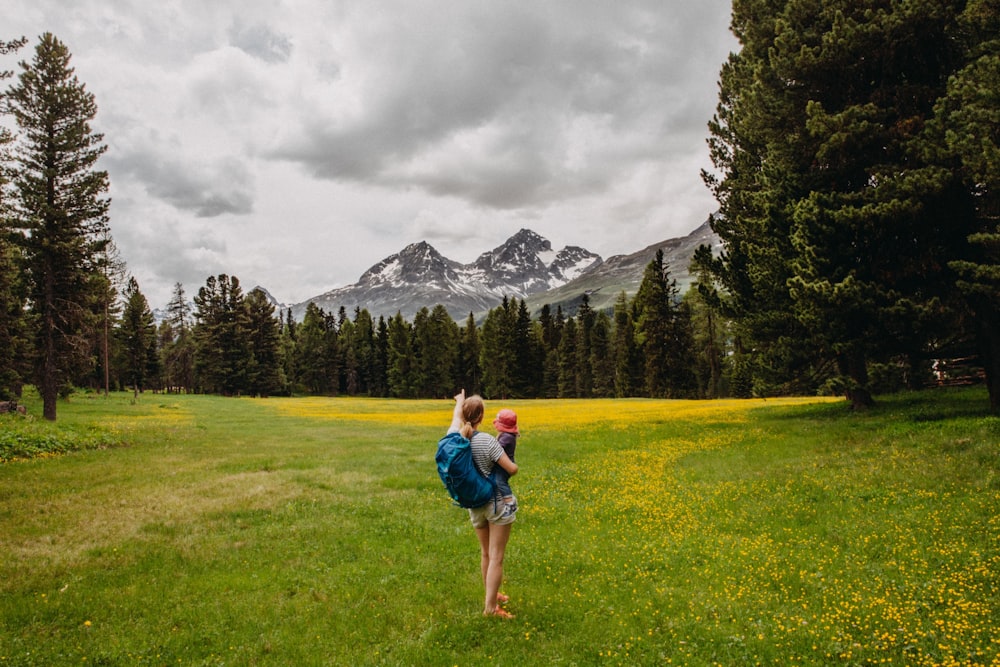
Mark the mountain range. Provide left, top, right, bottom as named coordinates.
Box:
left=286, top=215, right=722, bottom=322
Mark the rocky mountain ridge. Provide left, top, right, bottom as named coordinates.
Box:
left=287, top=216, right=721, bottom=321
left=290, top=228, right=602, bottom=321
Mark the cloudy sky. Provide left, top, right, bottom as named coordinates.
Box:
left=6, top=1, right=737, bottom=309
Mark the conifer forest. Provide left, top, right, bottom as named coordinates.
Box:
left=1, top=1, right=998, bottom=416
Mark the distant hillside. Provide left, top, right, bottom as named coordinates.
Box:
left=524, top=216, right=722, bottom=316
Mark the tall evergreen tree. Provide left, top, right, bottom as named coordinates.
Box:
left=634, top=250, right=698, bottom=398
left=589, top=310, right=614, bottom=398
left=539, top=304, right=563, bottom=398
left=612, top=292, right=642, bottom=398
left=160, top=282, right=194, bottom=393
left=0, top=36, right=28, bottom=400
left=372, top=315, right=389, bottom=397
left=8, top=33, right=110, bottom=419
left=574, top=295, right=596, bottom=397
left=480, top=298, right=515, bottom=399
left=409, top=305, right=459, bottom=398
left=556, top=317, right=579, bottom=398
left=689, top=246, right=727, bottom=398
left=90, top=232, right=127, bottom=395
left=192, top=274, right=250, bottom=395
left=512, top=299, right=542, bottom=397
left=294, top=302, right=336, bottom=394
left=456, top=312, right=482, bottom=395
left=116, top=277, right=157, bottom=395
left=337, top=316, right=359, bottom=395
left=937, top=1, right=1000, bottom=411
left=351, top=308, right=377, bottom=396
left=278, top=308, right=297, bottom=394
left=245, top=288, right=286, bottom=397
left=386, top=312, right=414, bottom=398
left=634, top=250, right=675, bottom=397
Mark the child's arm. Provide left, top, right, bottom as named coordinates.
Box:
left=447, top=389, right=465, bottom=433
left=495, top=452, right=518, bottom=477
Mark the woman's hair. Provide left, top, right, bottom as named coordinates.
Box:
left=460, top=395, right=485, bottom=439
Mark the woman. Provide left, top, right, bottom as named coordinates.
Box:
left=447, top=390, right=519, bottom=618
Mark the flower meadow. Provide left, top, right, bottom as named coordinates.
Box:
left=0, top=389, right=997, bottom=665
left=518, top=406, right=1000, bottom=665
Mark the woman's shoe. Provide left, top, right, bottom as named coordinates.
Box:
left=486, top=605, right=515, bottom=619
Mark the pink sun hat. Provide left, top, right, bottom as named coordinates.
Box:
left=493, top=409, right=519, bottom=434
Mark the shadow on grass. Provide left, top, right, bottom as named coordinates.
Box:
left=760, top=386, right=994, bottom=424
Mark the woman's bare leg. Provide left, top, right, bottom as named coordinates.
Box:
left=483, top=522, right=512, bottom=614
left=475, top=524, right=490, bottom=590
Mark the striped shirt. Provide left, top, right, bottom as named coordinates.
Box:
left=469, top=430, right=504, bottom=478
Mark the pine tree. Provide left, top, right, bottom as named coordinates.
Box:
left=634, top=250, right=674, bottom=397
left=351, top=308, right=376, bottom=396
left=512, top=299, right=542, bottom=398
left=278, top=308, right=297, bottom=394
left=480, top=298, right=515, bottom=399
left=0, top=36, right=28, bottom=400
left=689, top=246, right=726, bottom=399
left=294, top=302, right=335, bottom=394
left=612, top=292, right=641, bottom=398
left=116, top=277, right=157, bottom=395
left=703, top=2, right=815, bottom=398
left=92, top=232, right=127, bottom=395
left=574, top=295, right=595, bottom=397
left=411, top=305, right=459, bottom=398
left=337, top=316, right=359, bottom=395
left=539, top=304, right=563, bottom=398
left=372, top=316, right=389, bottom=397
left=456, top=312, right=482, bottom=395
left=192, top=274, right=250, bottom=395
left=8, top=33, right=111, bottom=419
left=245, top=288, right=285, bottom=397
left=386, top=312, right=414, bottom=398
left=160, top=283, right=194, bottom=393
left=557, top=317, right=578, bottom=398
left=937, top=2, right=1000, bottom=412
left=590, top=310, right=614, bottom=398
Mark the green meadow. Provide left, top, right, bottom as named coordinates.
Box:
left=1, top=389, right=998, bottom=666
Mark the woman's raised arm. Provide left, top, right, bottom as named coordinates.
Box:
left=448, top=389, right=466, bottom=433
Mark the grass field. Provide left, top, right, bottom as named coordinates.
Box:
left=1, top=388, right=998, bottom=666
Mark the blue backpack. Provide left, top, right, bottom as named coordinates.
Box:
left=435, top=432, right=497, bottom=508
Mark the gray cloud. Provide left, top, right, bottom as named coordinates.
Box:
left=269, top=1, right=733, bottom=211
left=107, top=148, right=255, bottom=218
left=7, top=0, right=735, bottom=307
left=229, top=22, right=292, bottom=64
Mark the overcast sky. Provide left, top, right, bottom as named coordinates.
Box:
left=6, top=1, right=737, bottom=309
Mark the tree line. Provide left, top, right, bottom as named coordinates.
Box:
left=148, top=247, right=722, bottom=401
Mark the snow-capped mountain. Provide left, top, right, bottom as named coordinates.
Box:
left=291, top=229, right=602, bottom=321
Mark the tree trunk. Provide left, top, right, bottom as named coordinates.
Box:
left=104, top=297, right=110, bottom=398
left=979, top=314, right=1000, bottom=415
left=42, top=274, right=57, bottom=421
left=42, top=325, right=57, bottom=421
left=841, top=348, right=874, bottom=410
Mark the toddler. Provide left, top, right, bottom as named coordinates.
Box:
left=492, top=408, right=519, bottom=515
